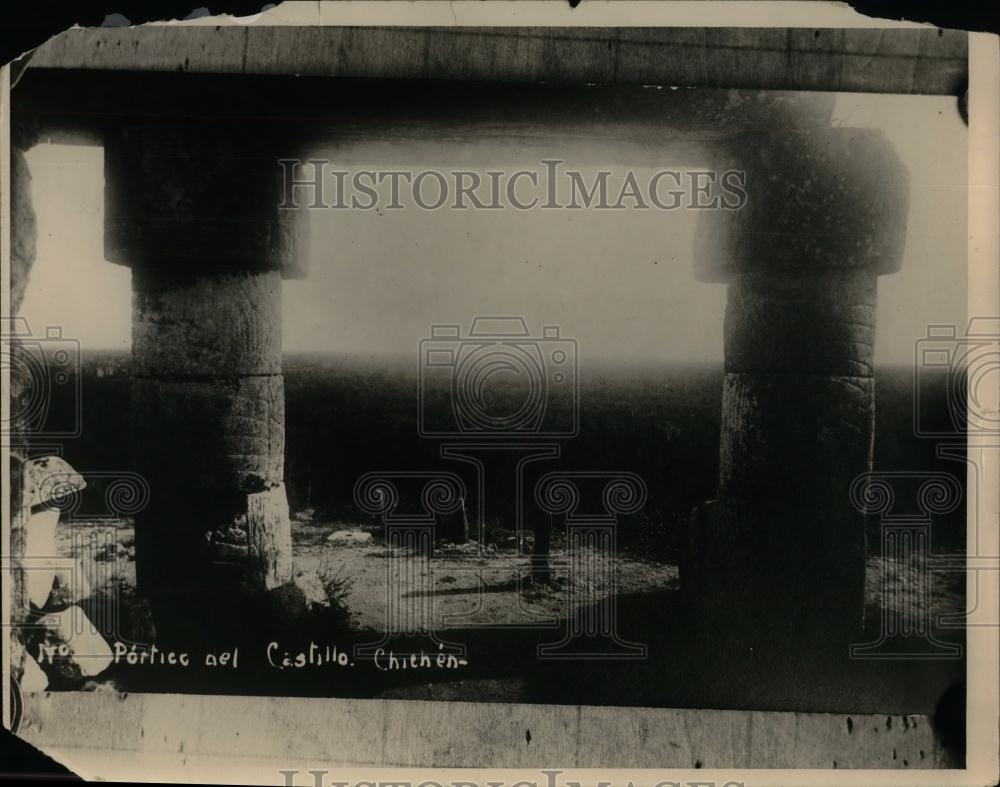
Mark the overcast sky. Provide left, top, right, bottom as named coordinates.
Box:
left=20, top=91, right=966, bottom=366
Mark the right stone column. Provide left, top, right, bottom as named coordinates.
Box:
left=690, top=127, right=910, bottom=660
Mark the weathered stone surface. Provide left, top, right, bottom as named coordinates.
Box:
left=10, top=149, right=37, bottom=314
left=696, top=357, right=879, bottom=659
left=718, top=372, right=875, bottom=510
left=24, top=455, right=87, bottom=508
left=46, top=558, right=93, bottom=611
left=112, top=131, right=298, bottom=621
left=20, top=654, right=49, bottom=693
left=125, top=236, right=294, bottom=625
left=31, top=606, right=113, bottom=682
left=7, top=398, right=30, bottom=677
left=681, top=497, right=868, bottom=695
left=327, top=529, right=374, bottom=546
left=131, top=269, right=283, bottom=376
left=723, top=271, right=877, bottom=377
left=131, top=375, right=285, bottom=491
left=694, top=128, right=910, bottom=282
left=25, top=509, right=60, bottom=608
left=9, top=144, right=40, bottom=687
left=233, top=484, right=294, bottom=590
left=128, top=594, right=158, bottom=646
left=104, top=123, right=307, bottom=278
left=135, top=483, right=293, bottom=627
left=435, top=497, right=470, bottom=544
left=685, top=125, right=908, bottom=670
left=292, top=507, right=315, bottom=523
left=28, top=26, right=967, bottom=96
left=269, top=570, right=330, bottom=617
left=79, top=677, right=124, bottom=693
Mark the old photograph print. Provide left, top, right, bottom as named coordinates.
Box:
left=3, top=19, right=987, bottom=774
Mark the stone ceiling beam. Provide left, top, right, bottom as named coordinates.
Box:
left=23, top=26, right=967, bottom=96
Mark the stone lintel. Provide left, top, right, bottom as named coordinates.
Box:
left=26, top=26, right=968, bottom=97
left=15, top=69, right=841, bottom=156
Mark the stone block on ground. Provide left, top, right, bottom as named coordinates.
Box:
left=31, top=605, right=113, bottom=682
left=127, top=593, right=158, bottom=645
left=237, top=483, right=294, bottom=590
left=24, top=456, right=87, bottom=509
left=435, top=497, right=470, bottom=543
left=269, top=570, right=331, bottom=617
left=201, top=483, right=294, bottom=593
left=20, top=654, right=49, bottom=692
left=45, top=557, right=93, bottom=610
left=327, top=528, right=373, bottom=546
left=24, top=457, right=88, bottom=609
left=25, top=508, right=61, bottom=608
left=80, top=677, right=124, bottom=693
left=293, top=507, right=315, bottom=523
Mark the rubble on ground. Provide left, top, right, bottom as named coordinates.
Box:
left=327, top=528, right=373, bottom=546
left=269, top=570, right=331, bottom=616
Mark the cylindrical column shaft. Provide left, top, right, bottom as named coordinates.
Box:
left=130, top=269, right=292, bottom=612
left=689, top=126, right=910, bottom=657
left=7, top=141, right=39, bottom=687
left=103, top=121, right=307, bottom=637
left=719, top=270, right=877, bottom=509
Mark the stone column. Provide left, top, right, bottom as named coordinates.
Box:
left=103, top=122, right=307, bottom=639
left=688, top=128, right=909, bottom=656
left=7, top=119, right=40, bottom=687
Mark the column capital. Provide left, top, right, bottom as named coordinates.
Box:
left=103, top=121, right=308, bottom=279
left=694, top=126, right=910, bottom=283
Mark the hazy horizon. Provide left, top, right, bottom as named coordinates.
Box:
left=75, top=345, right=937, bottom=372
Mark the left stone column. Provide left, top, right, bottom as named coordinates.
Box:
left=8, top=120, right=40, bottom=687
left=103, top=122, right=307, bottom=639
